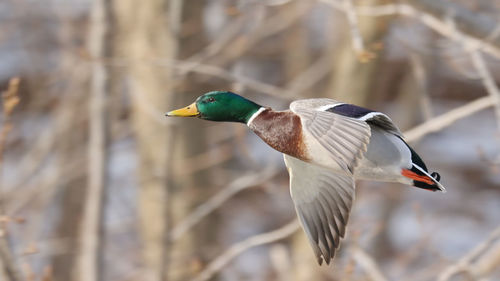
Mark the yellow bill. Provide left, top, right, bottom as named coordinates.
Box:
left=166, top=102, right=199, bottom=117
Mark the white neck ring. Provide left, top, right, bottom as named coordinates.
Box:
left=246, top=107, right=266, bottom=126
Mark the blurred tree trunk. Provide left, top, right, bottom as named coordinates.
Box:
left=168, top=3, right=225, bottom=280
left=114, top=1, right=221, bottom=280
left=51, top=80, right=89, bottom=281
left=327, top=0, right=393, bottom=106
left=75, top=0, right=111, bottom=279
left=283, top=1, right=312, bottom=86
left=113, top=1, right=177, bottom=281
left=50, top=18, right=91, bottom=279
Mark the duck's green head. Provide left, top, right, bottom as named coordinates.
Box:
left=166, top=91, right=262, bottom=123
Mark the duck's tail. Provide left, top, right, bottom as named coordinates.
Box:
left=401, top=164, right=446, bottom=193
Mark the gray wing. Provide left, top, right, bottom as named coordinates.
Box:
left=284, top=155, right=355, bottom=265
left=290, top=100, right=371, bottom=173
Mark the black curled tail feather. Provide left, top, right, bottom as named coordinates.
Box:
left=411, top=164, right=446, bottom=192
left=399, top=137, right=445, bottom=192
left=431, top=172, right=441, bottom=181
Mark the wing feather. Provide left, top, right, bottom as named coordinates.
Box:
left=284, top=155, right=356, bottom=265
left=290, top=101, right=371, bottom=172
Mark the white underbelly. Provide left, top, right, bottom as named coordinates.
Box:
left=354, top=128, right=412, bottom=184
left=353, top=157, right=411, bottom=184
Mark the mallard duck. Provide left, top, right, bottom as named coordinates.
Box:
left=166, top=91, right=445, bottom=265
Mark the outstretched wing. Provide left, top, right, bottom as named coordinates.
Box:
left=284, top=155, right=356, bottom=265
left=290, top=99, right=371, bottom=173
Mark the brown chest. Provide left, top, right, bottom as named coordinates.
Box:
left=248, top=109, right=309, bottom=160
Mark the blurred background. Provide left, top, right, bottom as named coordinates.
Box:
left=1, top=0, right=500, bottom=280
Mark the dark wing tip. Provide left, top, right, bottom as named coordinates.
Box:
left=324, top=256, right=330, bottom=265
left=316, top=249, right=336, bottom=265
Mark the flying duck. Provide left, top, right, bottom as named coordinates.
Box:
left=166, top=91, right=445, bottom=265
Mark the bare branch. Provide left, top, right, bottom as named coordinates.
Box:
left=191, top=220, right=300, bottom=281
left=437, top=226, right=500, bottom=281
left=0, top=241, right=21, bottom=281
left=286, top=54, right=333, bottom=95
left=178, top=143, right=235, bottom=177
left=408, top=0, right=500, bottom=46
left=269, top=244, right=292, bottom=281
left=404, top=96, right=495, bottom=143
left=469, top=236, right=500, bottom=278
left=340, top=0, right=377, bottom=62
left=0, top=78, right=22, bottom=281
left=166, top=60, right=297, bottom=99
left=469, top=50, right=500, bottom=130
left=127, top=79, right=172, bottom=126
left=351, top=246, right=389, bottom=281
left=321, top=0, right=500, bottom=59
left=440, top=12, right=500, bottom=130
left=409, top=52, right=434, bottom=120
left=342, top=0, right=365, bottom=55
left=182, top=15, right=249, bottom=68
left=170, top=167, right=280, bottom=241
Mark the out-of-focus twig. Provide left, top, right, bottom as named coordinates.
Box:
left=6, top=151, right=86, bottom=214
left=321, top=0, right=500, bottom=59
left=170, top=167, right=279, bottom=241
left=191, top=220, right=300, bottom=281
left=469, top=50, right=500, bottom=131
left=409, top=52, right=433, bottom=120
left=178, top=143, right=235, bottom=176
left=0, top=78, right=20, bottom=170
left=341, top=0, right=374, bottom=62
left=128, top=79, right=172, bottom=126
left=398, top=13, right=500, bottom=141
left=469, top=235, right=500, bottom=278
left=209, top=2, right=314, bottom=68
left=443, top=13, right=500, bottom=131
left=286, top=54, right=333, bottom=95
left=182, top=15, right=249, bottom=69
left=351, top=246, right=389, bottom=281
left=178, top=1, right=313, bottom=74
left=104, top=57, right=297, bottom=101
left=342, top=0, right=363, bottom=52
left=269, top=244, right=292, bottom=281
left=10, top=127, right=55, bottom=192
left=404, top=96, right=495, bottom=142
left=437, top=226, right=500, bottom=281
left=165, top=60, right=297, bottom=99
left=0, top=77, right=22, bottom=281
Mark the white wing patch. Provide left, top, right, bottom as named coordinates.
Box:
left=316, top=103, right=345, bottom=112
left=359, top=112, right=402, bottom=136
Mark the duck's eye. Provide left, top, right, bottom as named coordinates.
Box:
left=207, top=97, right=216, bottom=103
